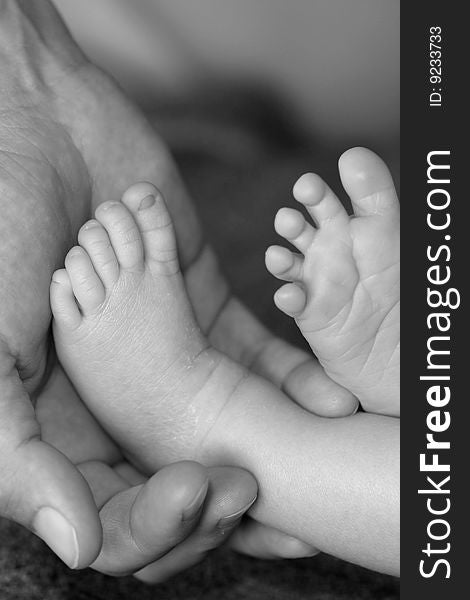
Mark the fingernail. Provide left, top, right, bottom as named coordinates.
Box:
left=33, top=508, right=79, bottom=569
left=350, top=400, right=361, bottom=415
left=138, top=194, right=156, bottom=211
left=217, top=495, right=257, bottom=531
left=182, top=481, right=209, bottom=522
left=278, top=534, right=320, bottom=558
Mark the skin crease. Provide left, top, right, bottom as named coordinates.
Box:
left=49, top=185, right=399, bottom=576
left=266, top=150, right=400, bottom=416
left=36, top=361, right=315, bottom=579
left=0, top=0, right=355, bottom=413
left=202, top=392, right=399, bottom=575
left=1, top=0, right=356, bottom=575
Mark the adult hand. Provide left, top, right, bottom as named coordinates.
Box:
left=0, top=0, right=354, bottom=572
left=37, top=362, right=316, bottom=581
left=36, top=363, right=264, bottom=580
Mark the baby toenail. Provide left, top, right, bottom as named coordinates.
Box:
left=100, top=201, right=120, bottom=211
left=138, top=194, right=156, bottom=211
left=83, top=220, right=99, bottom=230
left=67, top=248, right=83, bottom=257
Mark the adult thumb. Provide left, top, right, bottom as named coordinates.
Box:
left=0, top=367, right=102, bottom=569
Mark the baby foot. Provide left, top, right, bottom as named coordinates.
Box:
left=50, top=182, right=254, bottom=472
left=265, top=148, right=399, bottom=416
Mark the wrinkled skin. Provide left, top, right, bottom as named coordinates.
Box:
left=0, top=0, right=354, bottom=577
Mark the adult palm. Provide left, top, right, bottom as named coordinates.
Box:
left=0, top=0, right=353, bottom=575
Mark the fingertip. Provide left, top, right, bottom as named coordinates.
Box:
left=21, top=442, right=102, bottom=569
left=130, top=461, right=209, bottom=539
left=229, top=519, right=319, bottom=560
left=0, top=370, right=100, bottom=571
left=150, top=461, right=209, bottom=511
left=132, top=466, right=259, bottom=584
left=207, top=467, right=258, bottom=532
left=271, top=535, right=319, bottom=559
left=319, top=394, right=360, bottom=418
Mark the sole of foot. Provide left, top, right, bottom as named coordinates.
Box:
left=265, top=147, right=400, bottom=416
left=52, top=183, right=303, bottom=471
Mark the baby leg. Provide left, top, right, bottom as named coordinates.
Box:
left=51, top=182, right=399, bottom=575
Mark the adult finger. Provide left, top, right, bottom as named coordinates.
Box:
left=0, top=364, right=102, bottom=569
left=229, top=518, right=319, bottom=559
left=207, top=298, right=359, bottom=417
left=134, top=466, right=258, bottom=583
left=84, top=461, right=210, bottom=576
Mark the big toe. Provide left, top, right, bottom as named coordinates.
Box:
left=339, top=147, right=399, bottom=218
left=121, top=182, right=179, bottom=275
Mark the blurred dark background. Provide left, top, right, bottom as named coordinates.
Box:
left=0, top=518, right=398, bottom=600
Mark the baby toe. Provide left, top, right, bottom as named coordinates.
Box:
left=78, top=220, right=119, bottom=288
left=274, top=208, right=315, bottom=254
left=121, top=182, right=179, bottom=276
left=293, top=173, right=348, bottom=228
left=339, top=147, right=399, bottom=218
left=50, top=269, right=82, bottom=329
left=274, top=283, right=307, bottom=317
left=64, top=247, right=105, bottom=313
left=265, top=245, right=303, bottom=282
left=95, top=201, right=144, bottom=271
